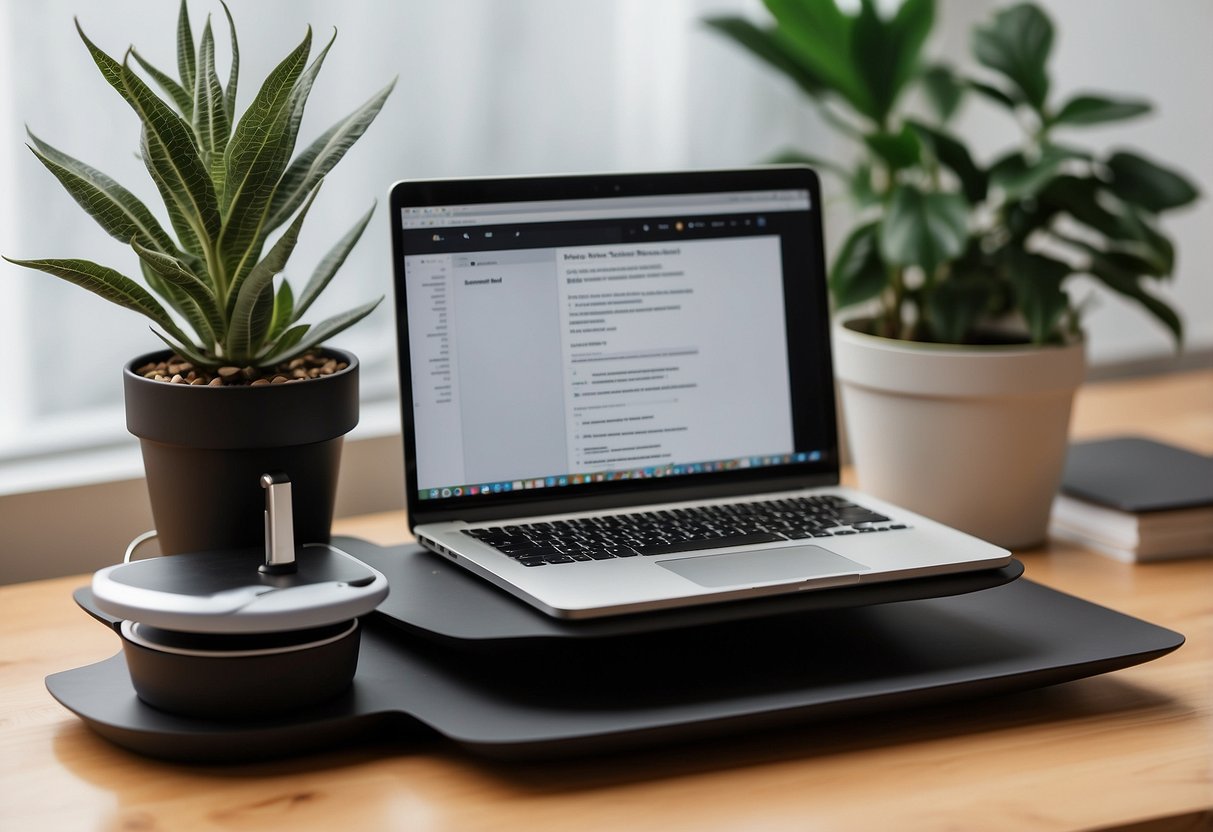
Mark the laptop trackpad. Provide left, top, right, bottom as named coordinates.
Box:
left=658, top=544, right=868, bottom=588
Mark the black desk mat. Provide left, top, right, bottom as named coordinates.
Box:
left=46, top=543, right=1183, bottom=763
left=341, top=538, right=1025, bottom=645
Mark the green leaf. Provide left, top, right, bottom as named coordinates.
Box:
left=265, top=77, right=395, bottom=232
left=193, top=17, right=230, bottom=175
left=762, top=0, right=874, bottom=120
left=703, top=17, right=830, bottom=99
left=971, top=2, right=1053, bottom=111
left=1037, top=176, right=1120, bottom=237
left=25, top=130, right=180, bottom=255
left=1003, top=250, right=1071, bottom=344
left=220, top=1, right=240, bottom=124
left=850, top=162, right=879, bottom=209
left=117, top=57, right=221, bottom=249
left=138, top=258, right=210, bottom=347
left=925, top=273, right=998, bottom=344
left=261, top=298, right=382, bottom=366
left=267, top=279, right=295, bottom=342
left=136, top=127, right=199, bottom=256
left=1050, top=94, right=1150, bottom=128
left=295, top=201, right=375, bottom=321
left=920, top=63, right=964, bottom=123
left=829, top=221, right=887, bottom=308
left=989, top=144, right=1077, bottom=201
left=76, top=20, right=134, bottom=103
left=852, top=0, right=933, bottom=126
left=76, top=20, right=204, bottom=255
left=130, top=49, right=193, bottom=117
left=1106, top=151, right=1200, bottom=213
left=885, top=0, right=934, bottom=107
left=906, top=121, right=986, bottom=203
left=1109, top=201, right=1175, bottom=276
left=227, top=186, right=320, bottom=357
left=218, top=27, right=312, bottom=291
left=258, top=322, right=309, bottom=365
left=131, top=239, right=224, bottom=339
left=282, top=29, right=337, bottom=167
left=1082, top=246, right=1182, bottom=345
left=4, top=256, right=192, bottom=346
left=966, top=78, right=1019, bottom=110
left=151, top=327, right=213, bottom=368
left=879, top=185, right=969, bottom=275
left=176, top=0, right=196, bottom=93
left=863, top=124, right=921, bottom=171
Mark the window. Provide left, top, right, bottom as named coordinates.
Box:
left=1, top=0, right=835, bottom=488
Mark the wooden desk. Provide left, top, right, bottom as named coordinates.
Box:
left=2, top=371, right=1210, bottom=831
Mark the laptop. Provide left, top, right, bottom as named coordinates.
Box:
left=389, top=167, right=1011, bottom=619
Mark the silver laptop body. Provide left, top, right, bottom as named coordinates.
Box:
left=390, top=168, right=1010, bottom=619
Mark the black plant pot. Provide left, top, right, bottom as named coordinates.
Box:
left=124, top=349, right=359, bottom=555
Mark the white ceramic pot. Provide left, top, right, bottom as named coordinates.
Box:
left=832, top=322, right=1086, bottom=549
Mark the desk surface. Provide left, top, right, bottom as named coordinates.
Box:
left=2, top=370, right=1210, bottom=832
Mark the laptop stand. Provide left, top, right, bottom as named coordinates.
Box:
left=46, top=537, right=1183, bottom=762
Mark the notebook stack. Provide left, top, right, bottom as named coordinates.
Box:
left=1050, top=436, right=1213, bottom=562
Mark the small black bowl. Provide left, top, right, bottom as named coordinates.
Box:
left=117, top=618, right=363, bottom=720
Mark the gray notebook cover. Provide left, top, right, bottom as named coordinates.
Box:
left=1061, top=436, right=1213, bottom=512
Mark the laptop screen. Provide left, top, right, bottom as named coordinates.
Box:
left=391, top=168, right=837, bottom=521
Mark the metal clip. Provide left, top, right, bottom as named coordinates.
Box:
left=260, top=473, right=297, bottom=574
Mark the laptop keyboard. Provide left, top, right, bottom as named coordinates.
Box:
left=461, top=495, right=909, bottom=567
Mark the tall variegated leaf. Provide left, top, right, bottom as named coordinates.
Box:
left=3, top=256, right=193, bottom=346
left=218, top=28, right=312, bottom=293
left=131, top=239, right=225, bottom=339
left=193, top=17, right=230, bottom=176
left=294, top=201, right=374, bottom=321
left=138, top=127, right=201, bottom=255
left=267, top=279, right=295, bottom=342
left=151, top=328, right=212, bottom=368
left=176, top=0, right=195, bottom=93
left=260, top=298, right=382, bottom=366
left=25, top=130, right=180, bottom=255
left=282, top=29, right=336, bottom=162
left=220, top=1, right=239, bottom=123
left=138, top=258, right=210, bottom=346
left=131, top=49, right=193, bottom=117
left=77, top=24, right=210, bottom=255
left=76, top=20, right=126, bottom=96
left=119, top=59, right=220, bottom=248
left=258, top=322, right=309, bottom=364
left=266, top=78, right=395, bottom=231
left=226, top=187, right=319, bottom=357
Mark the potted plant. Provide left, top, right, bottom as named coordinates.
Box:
left=4, top=1, right=395, bottom=555
left=707, top=0, right=1199, bottom=547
